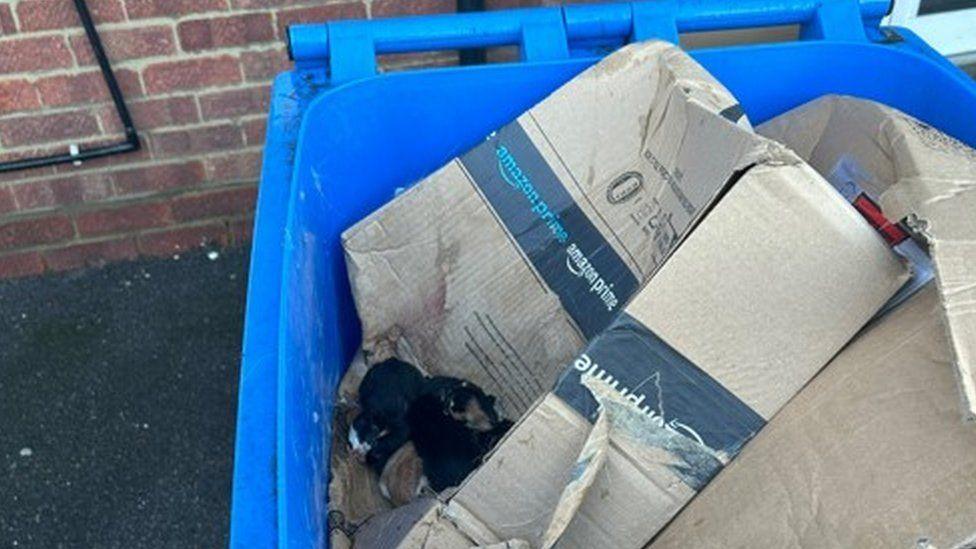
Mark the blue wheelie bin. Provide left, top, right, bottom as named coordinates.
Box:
left=230, top=1, right=976, bottom=547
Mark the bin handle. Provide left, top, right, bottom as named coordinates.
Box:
left=288, top=0, right=891, bottom=85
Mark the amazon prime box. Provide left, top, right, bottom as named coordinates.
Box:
left=341, top=40, right=759, bottom=420
left=758, top=95, right=976, bottom=421
left=355, top=149, right=910, bottom=548
left=332, top=41, right=756, bottom=547
left=651, top=285, right=976, bottom=549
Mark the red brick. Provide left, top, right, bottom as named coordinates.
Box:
left=199, top=87, right=270, bottom=120
left=0, top=147, right=43, bottom=163
left=36, top=72, right=106, bottom=108
left=242, top=117, right=267, bottom=146
left=0, top=251, right=45, bottom=279
left=276, top=3, right=366, bottom=37
left=0, top=215, right=74, bottom=251
left=101, top=96, right=199, bottom=135
left=0, top=80, right=40, bottom=114
left=372, top=0, right=454, bottom=17
left=72, top=26, right=177, bottom=65
left=0, top=161, right=54, bottom=184
left=37, top=69, right=146, bottom=109
left=143, top=56, right=242, bottom=94
left=205, top=150, right=262, bottom=182
left=138, top=223, right=229, bottom=256
left=151, top=124, right=244, bottom=158
left=126, top=0, right=228, bottom=19
left=12, top=181, right=60, bottom=212
left=113, top=161, right=206, bottom=196
left=11, top=173, right=113, bottom=212
left=0, top=111, right=100, bottom=147
left=76, top=202, right=173, bottom=237
left=0, top=159, right=55, bottom=183
left=48, top=134, right=152, bottom=174
left=171, top=186, right=257, bottom=221
left=231, top=0, right=312, bottom=7
left=43, top=237, right=138, bottom=271
left=241, top=47, right=291, bottom=82
left=82, top=0, right=129, bottom=21
left=178, top=13, right=275, bottom=52
left=0, top=138, right=134, bottom=178
left=43, top=70, right=145, bottom=106
left=0, top=185, right=15, bottom=214
left=32, top=69, right=144, bottom=120
left=229, top=214, right=254, bottom=245
left=0, top=36, right=73, bottom=73
left=0, top=5, right=17, bottom=35
left=16, top=0, right=125, bottom=32
left=114, top=69, right=145, bottom=98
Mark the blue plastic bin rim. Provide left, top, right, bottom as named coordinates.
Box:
left=231, top=2, right=976, bottom=549
left=287, top=0, right=893, bottom=84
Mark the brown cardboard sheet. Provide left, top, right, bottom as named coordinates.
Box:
left=651, top=285, right=976, bottom=549
left=759, top=95, right=976, bottom=421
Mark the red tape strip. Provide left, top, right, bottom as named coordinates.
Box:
left=852, top=194, right=909, bottom=246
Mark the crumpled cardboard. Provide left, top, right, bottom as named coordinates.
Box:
left=335, top=40, right=750, bottom=545
left=350, top=498, right=472, bottom=549
left=341, top=40, right=758, bottom=421
left=758, top=95, right=976, bottom=421
left=651, top=285, right=976, bottom=549
left=354, top=133, right=908, bottom=548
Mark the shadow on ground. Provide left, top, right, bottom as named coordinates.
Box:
left=0, top=247, right=247, bottom=548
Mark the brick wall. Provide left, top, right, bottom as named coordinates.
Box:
left=0, top=0, right=555, bottom=279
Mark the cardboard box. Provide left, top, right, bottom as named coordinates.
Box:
left=650, top=285, right=976, bottom=549
left=342, top=40, right=760, bottom=418
left=332, top=41, right=757, bottom=544
left=758, top=95, right=976, bottom=420
left=363, top=151, right=909, bottom=548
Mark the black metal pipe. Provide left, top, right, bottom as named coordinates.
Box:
left=457, top=0, right=487, bottom=65
left=0, top=0, right=140, bottom=174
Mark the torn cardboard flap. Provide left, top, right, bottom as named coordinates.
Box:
left=352, top=498, right=473, bottom=549
left=375, top=141, right=909, bottom=548
left=758, top=94, right=976, bottom=421
left=650, top=286, right=976, bottom=549
left=448, top=393, right=590, bottom=546
left=538, top=379, right=611, bottom=549
left=445, top=391, right=699, bottom=549
left=342, top=40, right=763, bottom=419
left=541, top=375, right=716, bottom=549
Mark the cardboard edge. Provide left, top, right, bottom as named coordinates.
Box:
left=761, top=94, right=976, bottom=423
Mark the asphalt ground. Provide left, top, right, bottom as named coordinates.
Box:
left=0, top=247, right=246, bottom=548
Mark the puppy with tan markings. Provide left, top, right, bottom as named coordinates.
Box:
left=408, top=378, right=512, bottom=491
left=378, top=441, right=427, bottom=507
left=347, top=359, right=512, bottom=501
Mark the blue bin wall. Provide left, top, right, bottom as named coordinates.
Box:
left=231, top=3, right=976, bottom=547
left=277, top=60, right=596, bottom=547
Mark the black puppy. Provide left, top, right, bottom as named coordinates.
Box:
left=424, top=376, right=501, bottom=432
left=348, top=358, right=426, bottom=472
left=406, top=391, right=485, bottom=491
left=408, top=378, right=511, bottom=491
